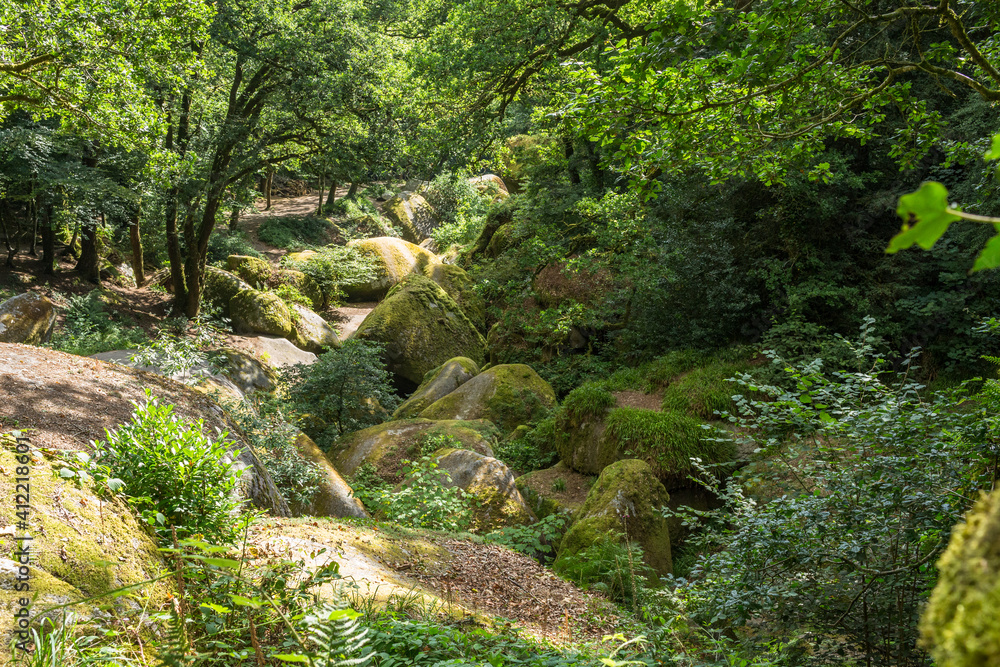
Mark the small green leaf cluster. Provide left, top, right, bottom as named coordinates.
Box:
left=491, top=417, right=559, bottom=475
left=207, top=230, right=264, bottom=266
left=553, top=538, right=654, bottom=607
left=283, top=245, right=379, bottom=309
left=258, top=216, right=335, bottom=250
left=46, top=290, right=149, bottom=357
left=483, top=512, right=570, bottom=563
left=382, top=456, right=473, bottom=533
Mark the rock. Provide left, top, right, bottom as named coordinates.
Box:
left=353, top=275, right=486, bottom=388
left=101, top=262, right=136, bottom=287
left=556, top=459, right=672, bottom=577
left=468, top=174, right=510, bottom=203
left=419, top=237, right=439, bottom=253
left=403, top=178, right=429, bottom=193
left=533, top=260, right=613, bottom=308
left=346, top=215, right=396, bottom=239
left=332, top=418, right=497, bottom=484
left=432, top=448, right=535, bottom=531
left=202, top=267, right=252, bottom=317
left=920, top=488, right=1000, bottom=666
left=286, top=249, right=318, bottom=264
left=234, top=336, right=317, bottom=369
left=515, top=461, right=593, bottom=519
left=418, top=364, right=556, bottom=436
left=90, top=350, right=247, bottom=400
left=290, top=431, right=368, bottom=518
left=427, top=263, right=486, bottom=332
left=392, top=357, right=480, bottom=419
left=0, top=292, right=57, bottom=344
left=227, top=255, right=273, bottom=287
left=290, top=304, right=341, bottom=353
left=215, top=348, right=277, bottom=393
left=486, top=222, right=519, bottom=258
left=384, top=192, right=439, bottom=243
left=270, top=269, right=324, bottom=310
left=377, top=189, right=395, bottom=201
left=343, top=237, right=441, bottom=302
left=230, top=289, right=294, bottom=338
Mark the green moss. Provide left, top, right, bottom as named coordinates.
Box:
left=600, top=349, right=707, bottom=393
left=201, top=267, right=250, bottom=317
left=555, top=459, right=672, bottom=576
left=427, top=263, right=486, bottom=331
left=393, top=357, right=480, bottom=419
left=920, top=489, right=1000, bottom=666
left=227, top=255, right=273, bottom=287
left=230, top=289, right=294, bottom=338
left=661, top=361, right=752, bottom=419
left=271, top=269, right=324, bottom=310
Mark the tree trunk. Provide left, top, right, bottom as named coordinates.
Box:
left=0, top=201, right=16, bottom=268
left=76, top=215, right=101, bottom=284
left=326, top=181, right=338, bottom=207
left=228, top=205, right=240, bottom=230
left=29, top=196, right=38, bottom=256
left=264, top=169, right=274, bottom=210
left=41, top=204, right=55, bottom=275
left=130, top=207, right=145, bottom=286
left=165, top=193, right=187, bottom=308
left=347, top=180, right=359, bottom=198
left=67, top=222, right=80, bottom=259
left=318, top=174, right=324, bottom=214
left=564, top=137, right=581, bottom=185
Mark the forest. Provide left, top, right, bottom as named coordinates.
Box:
left=1, top=0, right=999, bottom=665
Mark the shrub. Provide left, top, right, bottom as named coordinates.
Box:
left=492, top=417, right=558, bottom=475
left=257, top=215, right=334, bottom=249
left=282, top=245, right=379, bottom=308
left=554, top=537, right=655, bottom=606
left=206, top=230, right=263, bottom=266
left=47, top=291, right=149, bottom=357
left=484, top=512, right=570, bottom=563
left=90, top=392, right=243, bottom=543
left=660, top=361, right=753, bottom=419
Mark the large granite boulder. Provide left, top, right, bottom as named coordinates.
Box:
left=271, top=269, right=324, bottom=310
left=427, top=263, right=486, bottom=332
left=353, top=275, right=486, bottom=388
left=342, top=237, right=440, bottom=302
left=392, top=357, right=480, bottom=420
left=432, top=448, right=535, bottom=531
left=0, top=292, right=57, bottom=344
left=290, top=431, right=368, bottom=518
left=202, top=267, right=252, bottom=317
left=555, top=459, right=672, bottom=577
left=384, top=192, right=439, bottom=243
left=418, top=364, right=556, bottom=436
left=290, top=304, right=340, bottom=353
left=227, top=255, right=273, bottom=287
left=230, top=289, right=294, bottom=338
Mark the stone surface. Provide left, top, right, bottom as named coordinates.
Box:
left=343, top=237, right=441, bottom=302
left=427, top=263, right=486, bottom=332
left=202, top=267, right=252, bottom=317
left=393, top=357, right=480, bottom=419
left=291, top=431, right=368, bottom=518
left=353, top=275, right=486, bottom=388
left=290, top=304, right=341, bottom=353
left=227, top=255, right=273, bottom=287
left=418, top=364, right=556, bottom=436
left=272, top=269, right=325, bottom=310
left=230, top=289, right=294, bottom=338
left=232, top=336, right=317, bottom=369
left=384, top=192, right=439, bottom=243
left=89, top=350, right=246, bottom=400
left=0, top=292, right=57, bottom=344
left=556, top=459, right=672, bottom=577
left=433, top=448, right=535, bottom=531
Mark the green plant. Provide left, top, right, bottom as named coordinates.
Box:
left=257, top=215, right=334, bottom=249
left=206, top=230, right=264, bottom=266
left=273, top=283, right=314, bottom=311
left=492, top=417, right=558, bottom=475
left=425, top=172, right=494, bottom=250
left=554, top=537, right=654, bottom=607
left=46, top=290, right=149, bottom=357
left=660, top=361, right=753, bottom=420
left=484, top=512, right=570, bottom=563
left=382, top=455, right=473, bottom=532
left=283, top=245, right=379, bottom=308
left=90, top=391, right=244, bottom=542
left=551, top=477, right=566, bottom=492
left=11, top=611, right=138, bottom=666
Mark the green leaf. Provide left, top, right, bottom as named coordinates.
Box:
left=272, top=655, right=310, bottom=663
left=888, top=182, right=960, bottom=252
left=984, top=133, right=1000, bottom=160
left=59, top=468, right=76, bottom=478
left=230, top=595, right=264, bottom=608
left=200, top=602, right=231, bottom=614
left=972, top=227, right=1000, bottom=272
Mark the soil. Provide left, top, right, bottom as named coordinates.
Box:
left=613, top=390, right=663, bottom=411
left=517, top=465, right=594, bottom=513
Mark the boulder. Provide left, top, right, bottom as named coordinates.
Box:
left=332, top=418, right=497, bottom=485
left=486, top=223, right=519, bottom=258
left=427, top=263, right=486, bottom=331
left=101, top=262, right=136, bottom=287
left=227, top=255, right=273, bottom=287
left=290, top=304, right=341, bottom=353
left=515, top=461, right=593, bottom=519
left=418, top=364, right=556, bottom=436
left=920, top=488, right=1000, bottom=666
left=202, top=267, right=251, bottom=317
left=533, top=260, right=613, bottom=308
left=290, top=431, right=368, bottom=518
left=392, top=357, right=480, bottom=419
left=286, top=249, right=318, bottom=264
left=384, top=192, right=439, bottom=243
left=0, top=292, right=57, bottom=344
left=90, top=350, right=246, bottom=400
left=270, top=269, right=324, bottom=310
left=343, top=237, right=441, bottom=302
left=468, top=174, right=509, bottom=203
left=432, top=448, right=535, bottom=531
left=403, top=179, right=429, bottom=193
left=230, top=289, right=294, bottom=338
left=353, top=275, right=486, bottom=388
left=232, top=336, right=317, bottom=369
left=215, top=348, right=277, bottom=393
left=556, top=459, right=672, bottom=577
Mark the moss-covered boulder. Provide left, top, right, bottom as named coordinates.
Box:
left=202, top=267, right=251, bottom=317
left=418, top=364, right=556, bottom=436
left=290, top=432, right=368, bottom=518
left=227, top=254, right=273, bottom=287
left=286, top=249, right=318, bottom=264
left=384, top=192, right=439, bottom=243
left=215, top=348, right=278, bottom=393
left=343, top=237, right=441, bottom=302
left=427, top=263, right=486, bottom=332
left=433, top=448, right=535, bottom=531
left=920, top=488, right=1000, bottom=666
left=468, top=174, right=509, bottom=202
left=0, top=292, right=57, bottom=344
left=353, top=275, right=486, bottom=387
left=230, top=289, right=294, bottom=338
left=556, top=459, right=672, bottom=576
left=487, top=223, right=519, bottom=258
left=290, top=304, right=340, bottom=353
left=393, top=357, right=480, bottom=420
left=515, top=461, right=594, bottom=519
left=271, top=269, right=324, bottom=310
left=332, top=418, right=497, bottom=484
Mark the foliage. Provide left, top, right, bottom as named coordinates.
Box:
left=284, top=340, right=401, bottom=448
left=10, top=611, right=139, bottom=666
left=89, top=391, right=243, bottom=542
left=669, top=326, right=995, bottom=665
left=484, top=512, right=570, bottom=563
left=384, top=456, right=473, bottom=532
left=554, top=538, right=654, bottom=607
left=283, top=245, right=379, bottom=308
left=46, top=291, right=149, bottom=357
left=492, top=416, right=559, bottom=475
left=258, top=216, right=335, bottom=250
left=274, top=283, right=315, bottom=311
left=425, top=171, right=494, bottom=250
left=660, top=361, right=753, bottom=420
left=206, top=230, right=264, bottom=266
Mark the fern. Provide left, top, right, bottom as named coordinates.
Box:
left=294, top=599, right=372, bottom=667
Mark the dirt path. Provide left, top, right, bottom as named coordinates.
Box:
left=238, top=193, right=334, bottom=263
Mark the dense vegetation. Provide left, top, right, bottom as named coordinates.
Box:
left=4, top=0, right=1000, bottom=665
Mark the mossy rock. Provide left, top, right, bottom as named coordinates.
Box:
left=486, top=223, right=519, bottom=258
left=556, top=459, right=672, bottom=576
left=230, top=289, right=294, bottom=338
left=343, top=237, right=441, bottom=302
left=532, top=260, right=614, bottom=308
left=660, top=361, right=753, bottom=420
left=202, top=267, right=251, bottom=317
left=920, top=488, right=1000, bottom=666
left=427, top=263, right=486, bottom=332
left=289, top=431, right=368, bottom=518
left=418, top=364, right=556, bottom=436
left=515, top=461, right=594, bottom=519
left=271, top=269, right=324, bottom=310
left=290, top=303, right=340, bottom=353
left=353, top=275, right=486, bottom=387
left=384, top=192, right=439, bottom=243
left=332, top=418, right=496, bottom=485
left=0, top=292, right=57, bottom=344
left=227, top=254, right=273, bottom=287
left=393, top=357, right=480, bottom=420
left=432, top=448, right=535, bottom=531
left=286, top=250, right=318, bottom=264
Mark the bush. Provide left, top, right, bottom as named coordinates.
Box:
left=484, top=512, right=570, bottom=563
left=425, top=172, right=494, bottom=249
left=47, top=291, right=149, bottom=357
left=206, top=230, right=263, bottom=266
left=257, top=215, right=334, bottom=249
left=554, top=537, right=655, bottom=607
left=90, top=392, right=244, bottom=543
left=282, top=245, right=379, bottom=308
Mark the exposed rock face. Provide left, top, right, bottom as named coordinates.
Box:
left=384, top=192, right=439, bottom=243
left=426, top=263, right=486, bottom=332
left=332, top=418, right=497, bottom=484
left=202, top=267, right=252, bottom=317
left=0, top=292, right=57, bottom=344
left=90, top=350, right=246, bottom=400
left=290, top=304, right=341, bottom=353
left=343, top=237, right=441, bottom=302
left=556, top=459, right=672, bottom=577
left=920, top=488, right=1000, bottom=666
left=215, top=348, right=277, bottom=393
left=234, top=336, right=317, bottom=368
left=418, top=364, right=556, bottom=436
left=230, top=289, right=294, bottom=338
left=392, top=357, right=480, bottom=420
left=468, top=174, right=509, bottom=203
left=290, top=431, right=368, bottom=518
left=353, top=275, right=486, bottom=388
left=433, top=448, right=535, bottom=531
left=533, top=260, right=613, bottom=308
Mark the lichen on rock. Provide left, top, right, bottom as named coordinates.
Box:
left=432, top=448, right=535, bottom=531
left=0, top=292, right=57, bottom=344
left=230, top=289, right=294, bottom=338
left=393, top=357, right=480, bottom=419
